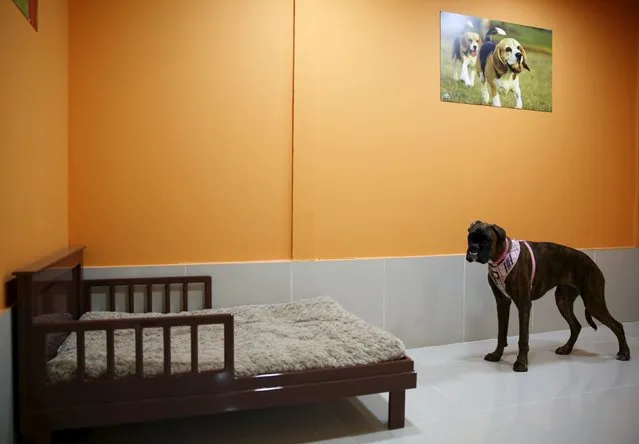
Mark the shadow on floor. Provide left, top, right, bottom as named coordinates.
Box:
left=51, top=396, right=411, bottom=444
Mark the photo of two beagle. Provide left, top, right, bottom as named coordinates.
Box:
left=441, top=12, right=552, bottom=112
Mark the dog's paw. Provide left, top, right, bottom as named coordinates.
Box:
left=513, top=360, right=528, bottom=372
left=555, top=345, right=573, bottom=355
left=484, top=352, right=502, bottom=362
left=617, top=350, right=631, bottom=361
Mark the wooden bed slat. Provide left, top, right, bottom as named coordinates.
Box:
left=44, top=293, right=54, bottom=314
left=127, top=285, right=134, bottom=313
left=191, top=324, right=198, bottom=374
left=77, top=330, right=85, bottom=382
left=109, top=286, right=116, bottom=311
left=204, top=279, right=212, bottom=309
left=106, top=328, right=115, bottom=379
left=36, top=331, right=47, bottom=387
left=225, top=318, right=234, bottom=372
left=135, top=325, right=143, bottom=378
left=181, top=282, right=188, bottom=312
left=163, top=326, right=171, bottom=376
left=164, top=283, right=170, bottom=313
left=146, top=285, right=152, bottom=312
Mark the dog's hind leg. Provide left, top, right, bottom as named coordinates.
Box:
left=555, top=285, right=581, bottom=355
left=583, top=283, right=630, bottom=361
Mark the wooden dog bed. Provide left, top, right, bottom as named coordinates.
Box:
left=11, top=247, right=417, bottom=444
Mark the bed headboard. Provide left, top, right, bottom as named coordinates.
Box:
left=10, top=246, right=213, bottom=319
left=12, top=246, right=86, bottom=321
left=9, top=246, right=86, bottom=433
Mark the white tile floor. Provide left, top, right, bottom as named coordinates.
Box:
left=64, top=322, right=639, bottom=444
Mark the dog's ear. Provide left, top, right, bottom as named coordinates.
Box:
left=467, top=220, right=482, bottom=232
left=460, top=35, right=469, bottom=51
left=492, top=48, right=508, bottom=75
left=520, top=46, right=530, bottom=71
left=490, top=224, right=507, bottom=242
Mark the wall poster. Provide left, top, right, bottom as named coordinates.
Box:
left=440, top=11, right=552, bottom=112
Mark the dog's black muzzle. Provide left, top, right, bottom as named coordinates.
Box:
left=466, top=251, right=479, bottom=263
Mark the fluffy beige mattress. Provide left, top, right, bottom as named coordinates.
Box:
left=47, top=296, right=406, bottom=383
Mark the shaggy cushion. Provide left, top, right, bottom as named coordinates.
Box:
left=47, top=296, right=406, bottom=383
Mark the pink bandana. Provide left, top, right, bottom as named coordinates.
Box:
left=488, top=239, right=536, bottom=298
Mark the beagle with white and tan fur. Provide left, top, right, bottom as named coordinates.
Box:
left=476, top=27, right=530, bottom=109
left=452, top=30, right=482, bottom=87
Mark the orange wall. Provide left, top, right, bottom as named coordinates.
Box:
left=293, top=0, right=639, bottom=259
left=68, top=0, right=638, bottom=265
left=68, top=0, right=294, bottom=266
left=0, top=0, right=69, bottom=307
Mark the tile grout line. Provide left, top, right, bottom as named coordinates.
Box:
left=462, top=259, right=466, bottom=342
left=476, top=393, right=583, bottom=413
left=429, top=384, right=588, bottom=416
left=429, top=383, right=489, bottom=417
left=382, top=260, right=386, bottom=330
left=289, top=264, right=293, bottom=303
left=430, top=383, right=464, bottom=406
left=84, top=247, right=636, bottom=269
left=579, top=382, right=639, bottom=397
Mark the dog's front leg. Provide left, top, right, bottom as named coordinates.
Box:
left=513, top=296, right=532, bottom=372
left=489, top=84, right=501, bottom=107
left=485, top=277, right=511, bottom=362
left=460, top=60, right=470, bottom=85
left=514, top=77, right=523, bottom=109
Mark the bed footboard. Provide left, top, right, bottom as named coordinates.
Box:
left=33, top=313, right=234, bottom=386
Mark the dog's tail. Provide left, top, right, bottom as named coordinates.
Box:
left=585, top=309, right=598, bottom=330
left=484, top=26, right=506, bottom=42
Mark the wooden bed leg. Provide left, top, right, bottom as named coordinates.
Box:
left=388, top=390, right=406, bottom=430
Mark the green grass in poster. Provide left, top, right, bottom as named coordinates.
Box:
left=14, top=0, right=30, bottom=18
left=440, top=39, right=552, bottom=111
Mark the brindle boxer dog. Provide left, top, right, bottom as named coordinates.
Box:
left=466, top=220, right=630, bottom=372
